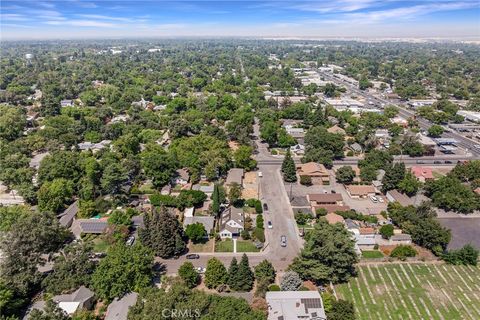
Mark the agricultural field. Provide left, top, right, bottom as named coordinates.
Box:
left=337, top=263, right=480, bottom=320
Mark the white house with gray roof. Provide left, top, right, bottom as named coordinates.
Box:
left=219, top=207, right=244, bottom=239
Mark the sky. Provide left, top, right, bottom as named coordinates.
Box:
left=1, top=0, right=479, bottom=40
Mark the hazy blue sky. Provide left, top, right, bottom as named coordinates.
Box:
left=1, top=1, right=479, bottom=40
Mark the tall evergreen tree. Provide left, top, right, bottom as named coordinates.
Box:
left=234, top=254, right=254, bottom=291
left=381, top=162, right=406, bottom=193
left=212, top=183, right=220, bottom=216
left=204, top=258, right=227, bottom=290
left=227, top=257, right=239, bottom=289
left=281, top=150, right=297, bottom=182
left=139, top=207, right=186, bottom=258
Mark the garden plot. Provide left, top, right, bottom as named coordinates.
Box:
left=336, top=263, right=480, bottom=320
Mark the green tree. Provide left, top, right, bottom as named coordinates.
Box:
left=178, top=262, right=199, bottom=288
left=139, top=207, right=186, bottom=258
left=185, top=222, right=207, bottom=243
left=91, top=244, right=153, bottom=301
left=108, top=210, right=133, bottom=226
left=254, top=260, right=276, bottom=284
left=29, top=299, right=69, bottom=320
left=101, top=162, right=128, bottom=195
left=37, top=178, right=74, bottom=213
left=290, top=220, right=358, bottom=284
left=0, top=212, right=70, bottom=295
left=443, top=244, right=479, bottom=266
left=381, top=163, right=406, bottom=193
left=335, top=166, right=356, bottom=184
left=0, top=105, right=26, bottom=141
left=390, top=245, right=417, bottom=259
left=379, top=224, right=394, bottom=239
left=398, top=172, right=421, bottom=196
left=427, top=124, right=444, bottom=137
left=281, top=150, right=297, bottom=182
left=227, top=257, right=240, bottom=289
left=42, top=243, right=95, bottom=295
left=233, top=145, right=257, bottom=171
left=327, top=299, right=356, bottom=320
left=204, top=257, right=227, bottom=290
left=140, top=146, right=175, bottom=188
left=260, top=121, right=278, bottom=146
left=0, top=205, right=31, bottom=232
left=212, top=183, right=221, bottom=216
left=234, top=254, right=254, bottom=292
left=228, top=182, right=242, bottom=205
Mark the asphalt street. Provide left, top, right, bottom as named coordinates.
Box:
left=157, top=120, right=303, bottom=275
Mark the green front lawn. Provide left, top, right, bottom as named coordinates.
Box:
left=214, top=239, right=261, bottom=252
left=361, top=250, right=384, bottom=259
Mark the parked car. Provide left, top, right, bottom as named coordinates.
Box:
left=126, top=236, right=135, bottom=246
left=378, top=197, right=384, bottom=203
left=416, top=160, right=425, bottom=164
left=267, top=221, right=273, bottom=229
left=299, top=229, right=305, bottom=237
left=369, top=195, right=378, bottom=203
left=258, top=171, right=263, bottom=177
left=263, top=203, right=268, bottom=211
left=280, top=235, right=287, bottom=247
left=445, top=160, right=452, bottom=164
left=196, top=267, right=206, bottom=274
left=331, top=190, right=336, bottom=194
left=434, top=160, right=442, bottom=164
left=186, top=254, right=200, bottom=259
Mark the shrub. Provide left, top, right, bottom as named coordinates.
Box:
left=300, top=175, right=312, bottom=186
left=253, top=227, right=265, bottom=242
left=256, top=215, right=264, bottom=229
left=390, top=245, right=417, bottom=260
left=443, top=244, right=479, bottom=266
left=254, top=201, right=263, bottom=214
left=280, top=271, right=302, bottom=291
left=240, top=230, right=251, bottom=240
left=315, top=208, right=328, bottom=217
left=295, top=212, right=311, bottom=225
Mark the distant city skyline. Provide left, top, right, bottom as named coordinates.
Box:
left=1, top=0, right=479, bottom=40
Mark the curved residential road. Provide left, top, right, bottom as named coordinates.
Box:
left=156, top=120, right=302, bottom=275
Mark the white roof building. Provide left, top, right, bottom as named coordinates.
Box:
left=266, top=291, right=326, bottom=320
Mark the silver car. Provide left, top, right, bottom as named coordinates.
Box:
left=280, top=235, right=287, bottom=247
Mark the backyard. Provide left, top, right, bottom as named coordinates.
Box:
left=336, top=263, right=480, bottom=320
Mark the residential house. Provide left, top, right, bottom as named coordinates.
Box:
left=290, top=143, right=305, bottom=155
left=173, top=168, right=190, bottom=185
left=110, top=115, right=130, bottom=123
left=226, top=168, right=244, bottom=186
left=266, top=291, right=326, bottom=320
left=219, top=207, right=244, bottom=239
left=58, top=200, right=79, bottom=228
left=296, top=162, right=330, bottom=185
left=349, top=143, right=363, bottom=153
left=160, top=184, right=171, bottom=195
left=78, top=140, right=112, bottom=152
left=307, top=193, right=343, bottom=206
left=410, top=166, right=434, bottom=182
left=390, top=234, right=412, bottom=245
left=345, top=185, right=376, bottom=199
left=346, top=221, right=376, bottom=252
left=324, top=212, right=345, bottom=225
left=375, top=129, right=390, bottom=140
left=184, top=216, right=215, bottom=234
left=327, top=125, right=346, bottom=135
left=71, top=219, right=108, bottom=238
left=192, top=183, right=215, bottom=197
left=60, top=99, right=73, bottom=107
left=105, top=293, right=138, bottom=320
left=25, top=286, right=94, bottom=319
left=386, top=190, right=413, bottom=207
